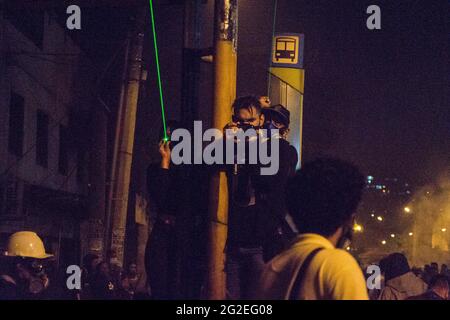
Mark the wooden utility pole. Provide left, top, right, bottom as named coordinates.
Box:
left=206, top=0, right=238, bottom=300
left=108, top=10, right=146, bottom=267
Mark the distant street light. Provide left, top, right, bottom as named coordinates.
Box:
left=408, top=232, right=413, bottom=236
left=442, top=228, right=447, bottom=232
left=381, top=240, right=387, bottom=245
left=377, top=216, right=383, bottom=222
left=404, top=206, right=411, bottom=213
left=390, top=234, right=395, bottom=238
left=353, top=223, right=363, bottom=233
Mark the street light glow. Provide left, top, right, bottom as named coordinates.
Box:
left=353, top=223, right=363, bottom=232
left=381, top=240, right=386, bottom=245
left=390, top=234, right=395, bottom=238
left=404, top=206, right=411, bottom=213
left=408, top=232, right=413, bottom=236
left=377, top=216, right=383, bottom=221
left=442, top=228, right=447, bottom=232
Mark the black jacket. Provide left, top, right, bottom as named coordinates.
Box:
left=227, top=138, right=298, bottom=256
left=407, top=290, right=446, bottom=300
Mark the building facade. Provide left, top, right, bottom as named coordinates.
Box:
left=0, top=7, right=98, bottom=267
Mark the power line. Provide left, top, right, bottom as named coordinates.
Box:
left=267, top=0, right=278, bottom=97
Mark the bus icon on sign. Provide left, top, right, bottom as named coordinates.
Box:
left=275, top=37, right=297, bottom=62
left=271, top=34, right=303, bottom=67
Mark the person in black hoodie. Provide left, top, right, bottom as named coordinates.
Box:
left=224, top=97, right=298, bottom=299
left=144, top=122, right=209, bottom=299
left=258, top=104, right=299, bottom=261
left=145, top=122, right=181, bottom=300
left=90, top=261, right=117, bottom=300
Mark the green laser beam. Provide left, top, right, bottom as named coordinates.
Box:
left=149, top=0, right=168, bottom=141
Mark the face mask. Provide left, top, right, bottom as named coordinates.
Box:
left=28, top=276, right=47, bottom=294
left=265, top=120, right=286, bottom=137
left=17, top=260, right=49, bottom=295
left=266, top=121, right=278, bottom=131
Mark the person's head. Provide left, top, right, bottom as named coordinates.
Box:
left=2, top=231, right=52, bottom=294
left=428, top=274, right=449, bottom=299
left=263, top=104, right=291, bottom=137
left=286, top=158, right=365, bottom=244
left=128, top=263, right=137, bottom=276
left=83, top=253, right=100, bottom=273
left=441, top=264, right=448, bottom=273
left=379, top=253, right=411, bottom=282
left=96, top=261, right=110, bottom=276
left=232, top=95, right=265, bottom=129
left=431, top=262, right=439, bottom=272
left=411, top=267, right=423, bottom=277
left=2, top=257, right=51, bottom=294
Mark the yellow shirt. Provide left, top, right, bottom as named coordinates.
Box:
left=257, top=233, right=369, bottom=300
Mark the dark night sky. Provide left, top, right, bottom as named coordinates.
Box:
left=238, top=0, right=449, bottom=186
left=74, top=0, right=449, bottom=187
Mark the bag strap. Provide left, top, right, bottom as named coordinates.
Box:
left=288, top=247, right=324, bottom=300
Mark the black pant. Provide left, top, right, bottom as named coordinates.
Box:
left=225, top=247, right=265, bottom=300
left=145, top=221, right=179, bottom=299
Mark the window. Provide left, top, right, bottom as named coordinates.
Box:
left=1, top=180, right=18, bottom=216
left=59, top=125, right=69, bottom=175
left=36, top=110, right=49, bottom=168
left=8, top=92, right=25, bottom=156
